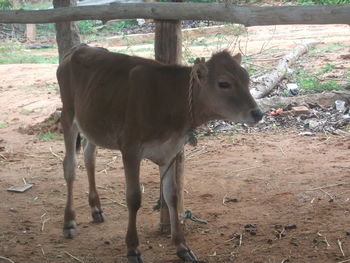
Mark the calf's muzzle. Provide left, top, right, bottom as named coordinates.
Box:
left=250, top=108, right=264, bottom=122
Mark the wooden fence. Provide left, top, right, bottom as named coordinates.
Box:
left=0, top=3, right=349, bottom=26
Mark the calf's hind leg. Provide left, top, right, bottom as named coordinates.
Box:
left=83, top=141, right=105, bottom=222
left=61, top=112, right=79, bottom=238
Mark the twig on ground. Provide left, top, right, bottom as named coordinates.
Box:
left=98, top=168, right=108, bottom=174
left=323, top=236, right=331, bottom=248
left=226, top=165, right=264, bottom=177
left=49, top=146, right=63, bottom=162
left=223, top=194, right=227, bottom=205
left=41, top=217, right=50, bottom=232
left=337, top=259, right=350, bottom=263
left=186, top=147, right=208, bottom=159
left=239, top=233, right=243, bottom=247
left=105, top=197, right=127, bottom=208
left=307, top=183, right=350, bottom=191
left=338, top=239, right=346, bottom=257
left=64, top=251, right=84, bottom=263
left=277, top=228, right=285, bottom=239
left=22, top=177, right=27, bottom=185
left=0, top=256, right=15, bottom=263
left=277, top=145, right=286, bottom=156
left=0, top=153, right=7, bottom=160
left=40, top=212, right=47, bottom=220
left=320, top=188, right=335, bottom=201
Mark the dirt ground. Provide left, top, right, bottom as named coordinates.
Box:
left=1, top=24, right=350, bottom=263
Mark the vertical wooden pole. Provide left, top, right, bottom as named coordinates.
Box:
left=154, top=0, right=184, bottom=233
left=53, top=0, right=81, bottom=63
left=26, top=24, right=36, bottom=42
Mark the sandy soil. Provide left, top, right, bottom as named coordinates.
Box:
left=1, top=24, right=350, bottom=263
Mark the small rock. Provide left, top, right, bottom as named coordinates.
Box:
left=335, top=100, right=347, bottom=113
left=250, top=230, right=257, bottom=236
left=267, top=239, right=273, bottom=244
left=104, top=240, right=111, bottom=245
left=287, top=83, right=299, bottom=96
left=244, top=224, right=255, bottom=229
left=285, top=224, right=297, bottom=230
left=346, top=230, right=350, bottom=236
left=136, top=19, right=145, bottom=26
left=308, top=120, right=320, bottom=129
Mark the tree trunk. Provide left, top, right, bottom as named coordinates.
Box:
left=154, top=1, right=183, bottom=233
left=53, top=0, right=81, bottom=63
left=250, top=41, right=318, bottom=99
left=257, top=89, right=350, bottom=113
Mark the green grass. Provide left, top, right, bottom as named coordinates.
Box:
left=0, top=122, right=7, bottom=129
left=310, top=43, right=348, bottom=55
left=37, top=132, right=62, bottom=141
left=296, top=68, right=341, bottom=93
left=17, top=1, right=52, bottom=9
left=296, top=0, right=350, bottom=4
left=0, top=42, right=58, bottom=64
left=20, top=109, right=34, bottom=115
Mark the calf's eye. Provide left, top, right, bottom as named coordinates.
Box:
left=218, top=82, right=231, bottom=89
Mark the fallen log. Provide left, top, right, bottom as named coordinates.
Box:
left=257, top=89, right=350, bottom=113
left=250, top=41, right=319, bottom=99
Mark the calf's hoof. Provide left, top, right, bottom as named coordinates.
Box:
left=92, top=209, right=105, bottom=223
left=177, top=248, right=198, bottom=262
left=63, top=220, right=77, bottom=239
left=127, top=255, right=144, bottom=263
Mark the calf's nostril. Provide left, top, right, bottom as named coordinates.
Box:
left=251, top=109, right=263, bottom=121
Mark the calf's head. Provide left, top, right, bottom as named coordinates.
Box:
left=194, top=51, right=263, bottom=124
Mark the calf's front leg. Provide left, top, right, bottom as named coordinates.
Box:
left=122, top=153, right=144, bottom=263
left=161, top=159, right=198, bottom=262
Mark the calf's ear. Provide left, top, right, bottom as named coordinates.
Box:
left=193, top=57, right=208, bottom=81
left=233, top=53, right=242, bottom=64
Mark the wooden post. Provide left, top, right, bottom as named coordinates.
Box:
left=53, top=0, right=81, bottom=63
left=154, top=0, right=184, bottom=233
left=26, top=24, right=36, bottom=41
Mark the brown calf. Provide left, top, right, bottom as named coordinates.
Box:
left=57, top=44, right=263, bottom=263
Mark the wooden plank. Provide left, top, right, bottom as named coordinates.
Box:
left=154, top=0, right=184, bottom=233
left=0, top=3, right=349, bottom=26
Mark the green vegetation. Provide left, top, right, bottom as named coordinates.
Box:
left=20, top=109, right=34, bottom=115
left=0, top=0, right=12, bottom=9
left=0, top=43, right=58, bottom=64
left=296, top=0, right=350, bottom=4
left=296, top=68, right=341, bottom=94
left=0, top=122, right=7, bottom=129
left=19, top=1, right=52, bottom=9
left=37, top=132, right=62, bottom=141
left=310, top=43, right=348, bottom=55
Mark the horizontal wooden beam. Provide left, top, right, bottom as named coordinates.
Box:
left=0, top=3, right=349, bottom=26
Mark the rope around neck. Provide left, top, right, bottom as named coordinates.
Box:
left=188, top=59, right=206, bottom=147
